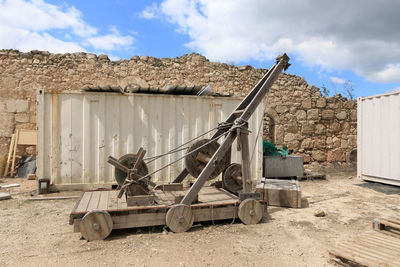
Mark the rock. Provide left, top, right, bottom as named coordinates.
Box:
left=336, top=111, right=347, bottom=120
left=314, top=209, right=326, bottom=217
left=312, top=150, right=326, bottom=161
left=321, top=110, right=335, bottom=119
left=98, top=54, right=110, bottom=61
left=295, top=110, right=307, bottom=120
left=307, top=109, right=319, bottom=120
left=316, top=98, right=326, bottom=108
left=302, top=99, right=312, bottom=109
left=238, top=65, right=251, bottom=71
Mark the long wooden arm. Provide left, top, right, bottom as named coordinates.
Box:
left=180, top=54, right=290, bottom=205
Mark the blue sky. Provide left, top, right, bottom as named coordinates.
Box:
left=1, top=0, right=400, bottom=98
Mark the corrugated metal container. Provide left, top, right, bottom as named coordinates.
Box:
left=37, top=90, right=264, bottom=190
left=357, top=91, right=400, bottom=186
left=263, top=155, right=304, bottom=178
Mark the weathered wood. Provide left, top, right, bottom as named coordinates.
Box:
left=75, top=192, right=93, bottom=213
left=238, top=198, right=264, bottom=225
left=3, top=133, right=15, bottom=177
left=154, top=183, right=183, bottom=191
left=28, top=196, right=79, bottom=201
left=184, top=139, right=228, bottom=180
left=192, top=206, right=237, bottom=222
left=0, top=183, right=20, bottom=188
left=181, top=132, right=236, bottom=205
left=112, top=212, right=166, bottom=229
left=172, top=168, right=189, bottom=183
left=10, top=130, right=19, bottom=176
left=87, top=191, right=101, bottom=211
left=166, top=204, right=194, bottom=233
left=329, top=232, right=400, bottom=267
left=239, top=130, right=251, bottom=193
left=80, top=210, right=113, bottom=241
left=0, top=193, right=11, bottom=200
left=222, top=163, right=242, bottom=194
left=126, top=195, right=155, bottom=206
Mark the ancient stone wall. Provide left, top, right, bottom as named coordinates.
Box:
left=0, top=49, right=357, bottom=172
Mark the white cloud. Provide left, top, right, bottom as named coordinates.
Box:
left=330, top=77, right=346, bottom=84
left=86, top=27, right=134, bottom=51
left=143, top=0, right=400, bottom=83
left=141, top=3, right=160, bottom=19
left=0, top=0, right=134, bottom=54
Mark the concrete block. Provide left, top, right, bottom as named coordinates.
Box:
left=15, top=113, right=30, bottom=123
left=256, top=178, right=301, bottom=208
left=263, top=155, right=304, bottom=178
left=0, top=113, right=14, bottom=137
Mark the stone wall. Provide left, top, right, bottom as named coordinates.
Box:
left=0, top=49, right=357, bottom=172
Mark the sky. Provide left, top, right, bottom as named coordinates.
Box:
left=1, top=0, right=400, bottom=98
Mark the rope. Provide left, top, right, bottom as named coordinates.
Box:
left=143, top=126, right=218, bottom=163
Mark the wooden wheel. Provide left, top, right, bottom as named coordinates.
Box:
left=165, top=204, right=194, bottom=233
left=80, top=210, right=113, bottom=241
left=238, top=199, right=263, bottom=225
left=222, top=163, right=243, bottom=194
left=114, top=153, right=149, bottom=185
left=184, top=139, right=228, bottom=180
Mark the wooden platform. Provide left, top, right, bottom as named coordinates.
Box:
left=70, top=187, right=243, bottom=231
left=330, top=232, right=400, bottom=267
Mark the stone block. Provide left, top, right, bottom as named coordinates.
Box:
left=301, top=123, right=315, bottom=135
left=327, top=150, right=345, bottom=162
left=15, top=113, right=30, bottom=123
left=0, top=113, right=14, bottom=137
left=276, top=105, right=288, bottom=114
left=301, top=98, right=312, bottom=109
left=312, top=150, right=326, bottom=162
left=321, top=110, right=334, bottom=119
left=336, top=111, right=347, bottom=120
left=307, top=109, right=319, bottom=120
left=316, top=98, right=326, bottom=108
left=350, top=110, right=357, bottom=121
left=284, top=133, right=297, bottom=142
left=6, top=99, right=29, bottom=113
left=330, top=122, right=341, bottom=133
left=295, top=110, right=306, bottom=120
left=315, top=124, right=326, bottom=134
left=301, top=138, right=313, bottom=149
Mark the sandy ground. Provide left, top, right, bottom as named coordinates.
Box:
left=1, top=169, right=400, bottom=267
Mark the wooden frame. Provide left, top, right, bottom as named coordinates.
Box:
left=3, top=130, right=37, bottom=177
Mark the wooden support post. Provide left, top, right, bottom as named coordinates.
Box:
left=239, top=129, right=251, bottom=193
left=172, top=168, right=189, bottom=183
left=10, top=130, right=19, bottom=177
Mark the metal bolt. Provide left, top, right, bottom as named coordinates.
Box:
left=249, top=210, right=254, bottom=216
left=93, top=223, right=100, bottom=230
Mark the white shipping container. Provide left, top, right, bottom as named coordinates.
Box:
left=37, top=90, right=265, bottom=190
left=357, top=91, right=400, bottom=186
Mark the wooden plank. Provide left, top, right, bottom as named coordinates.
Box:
left=10, top=129, right=19, bottom=176
left=75, top=192, right=93, bottom=213
left=112, top=212, right=166, bottom=229
left=17, top=130, right=37, bottom=145
left=97, top=191, right=109, bottom=210
left=192, top=206, right=237, bottom=222
left=87, top=191, right=101, bottom=211
left=107, top=191, right=118, bottom=209
left=3, top=133, right=15, bottom=177
left=0, top=193, right=11, bottom=200
left=239, top=131, right=251, bottom=192
left=28, top=196, right=79, bottom=201
left=330, top=233, right=400, bottom=267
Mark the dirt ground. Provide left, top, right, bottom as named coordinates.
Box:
left=1, top=168, right=400, bottom=267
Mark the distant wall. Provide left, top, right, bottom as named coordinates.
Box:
left=0, top=49, right=357, bottom=172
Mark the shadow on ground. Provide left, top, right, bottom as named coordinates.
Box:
left=355, top=181, right=400, bottom=195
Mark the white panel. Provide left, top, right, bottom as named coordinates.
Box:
left=358, top=91, right=400, bottom=186
left=38, top=91, right=264, bottom=190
